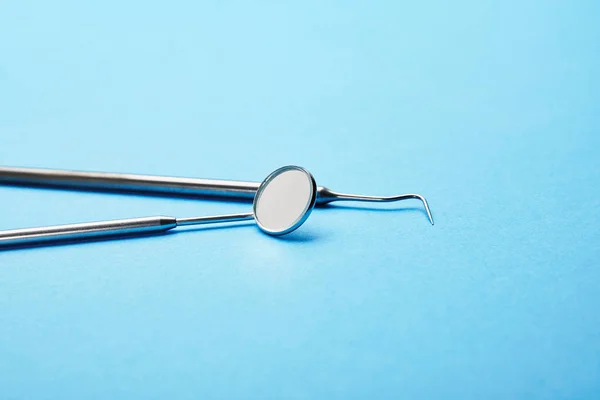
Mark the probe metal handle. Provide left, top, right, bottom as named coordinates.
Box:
left=0, top=216, right=177, bottom=247
left=0, top=166, right=260, bottom=200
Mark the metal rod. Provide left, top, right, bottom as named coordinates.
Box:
left=0, top=166, right=259, bottom=200
left=176, top=213, right=254, bottom=227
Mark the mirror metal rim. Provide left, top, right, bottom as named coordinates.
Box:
left=252, top=165, right=317, bottom=236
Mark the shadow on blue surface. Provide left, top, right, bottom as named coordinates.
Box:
left=323, top=204, right=433, bottom=223
left=273, top=228, right=322, bottom=243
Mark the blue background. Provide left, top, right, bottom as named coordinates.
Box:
left=1, top=0, right=599, bottom=398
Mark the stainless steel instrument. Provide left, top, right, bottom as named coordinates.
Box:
left=0, top=166, right=434, bottom=224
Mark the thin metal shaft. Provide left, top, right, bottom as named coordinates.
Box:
left=0, top=213, right=254, bottom=248
left=176, top=213, right=254, bottom=226
left=0, top=166, right=434, bottom=224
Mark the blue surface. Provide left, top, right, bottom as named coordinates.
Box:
left=1, top=1, right=599, bottom=398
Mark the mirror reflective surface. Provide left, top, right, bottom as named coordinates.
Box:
left=253, top=166, right=317, bottom=235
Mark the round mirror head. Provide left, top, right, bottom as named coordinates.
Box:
left=253, top=166, right=317, bottom=236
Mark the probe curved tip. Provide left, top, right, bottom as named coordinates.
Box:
left=320, top=189, right=434, bottom=225
left=380, top=194, right=434, bottom=225
left=368, top=193, right=434, bottom=225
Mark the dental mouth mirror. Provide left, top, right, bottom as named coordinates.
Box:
left=0, top=166, right=317, bottom=249
left=0, top=166, right=434, bottom=224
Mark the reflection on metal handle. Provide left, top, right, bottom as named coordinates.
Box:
left=0, top=216, right=177, bottom=247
